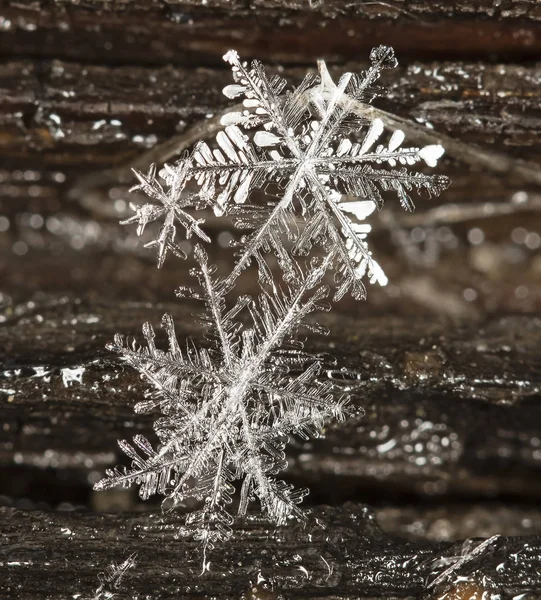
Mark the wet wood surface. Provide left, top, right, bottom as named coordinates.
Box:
left=1, top=296, right=541, bottom=501
left=2, top=58, right=541, bottom=203
left=1, top=0, right=541, bottom=67
left=1, top=0, right=541, bottom=597
left=3, top=504, right=541, bottom=599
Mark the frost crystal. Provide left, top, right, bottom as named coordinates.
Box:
left=92, top=554, right=137, bottom=600
left=123, top=164, right=212, bottom=267
left=95, top=247, right=349, bottom=556
left=126, top=46, right=449, bottom=299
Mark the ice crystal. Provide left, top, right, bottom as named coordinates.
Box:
left=126, top=46, right=449, bottom=299
left=124, top=164, right=212, bottom=268
left=92, top=553, right=137, bottom=600
left=95, top=246, right=349, bottom=556
left=427, top=535, right=501, bottom=590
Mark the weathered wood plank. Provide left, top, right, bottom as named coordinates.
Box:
left=2, top=504, right=541, bottom=599
left=1, top=58, right=541, bottom=214
left=1, top=0, right=541, bottom=68
left=2, top=291, right=540, bottom=501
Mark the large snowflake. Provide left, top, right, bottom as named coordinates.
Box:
left=126, top=46, right=449, bottom=299
left=95, top=247, right=349, bottom=559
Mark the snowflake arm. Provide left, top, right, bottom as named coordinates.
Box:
left=182, top=449, right=235, bottom=556
left=219, top=174, right=302, bottom=288
left=186, top=125, right=294, bottom=216
left=177, top=244, right=243, bottom=365
left=107, top=319, right=221, bottom=416
left=303, top=172, right=388, bottom=298
left=222, top=50, right=304, bottom=157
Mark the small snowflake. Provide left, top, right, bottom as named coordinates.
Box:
left=92, top=553, right=137, bottom=600
left=123, top=163, right=211, bottom=267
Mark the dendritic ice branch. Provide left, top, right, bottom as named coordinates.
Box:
left=123, top=164, right=212, bottom=268
left=125, top=46, right=449, bottom=299
left=91, top=553, right=137, bottom=600
left=95, top=247, right=350, bottom=560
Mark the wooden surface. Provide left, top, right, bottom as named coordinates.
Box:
left=2, top=59, right=541, bottom=202
left=1, top=0, right=541, bottom=597
left=2, top=300, right=541, bottom=501
left=3, top=504, right=541, bottom=599
left=1, top=0, right=541, bottom=67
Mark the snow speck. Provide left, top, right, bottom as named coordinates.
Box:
left=62, top=366, right=85, bottom=387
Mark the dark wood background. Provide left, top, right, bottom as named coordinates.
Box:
left=1, top=1, right=541, bottom=598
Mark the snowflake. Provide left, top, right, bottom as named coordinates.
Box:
left=126, top=46, right=450, bottom=299
left=92, top=553, right=137, bottom=600
left=94, top=246, right=349, bottom=558
left=123, top=164, right=212, bottom=268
